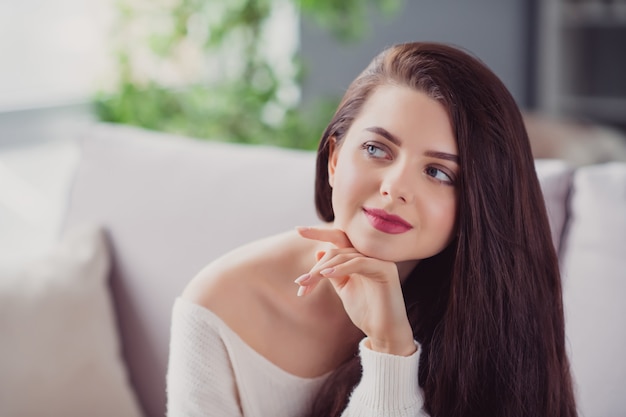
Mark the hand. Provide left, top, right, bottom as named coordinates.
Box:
left=295, top=226, right=416, bottom=356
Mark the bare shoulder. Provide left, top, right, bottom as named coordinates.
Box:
left=181, top=229, right=317, bottom=317
left=180, top=226, right=362, bottom=378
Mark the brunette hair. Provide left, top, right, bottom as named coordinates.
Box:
left=310, top=42, right=577, bottom=417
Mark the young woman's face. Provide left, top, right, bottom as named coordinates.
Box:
left=328, top=84, right=459, bottom=263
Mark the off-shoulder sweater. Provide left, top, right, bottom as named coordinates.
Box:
left=166, top=297, right=428, bottom=417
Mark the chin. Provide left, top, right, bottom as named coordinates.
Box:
left=349, top=234, right=412, bottom=263
left=340, top=220, right=432, bottom=262
left=351, top=231, right=450, bottom=264
left=356, top=246, right=398, bottom=262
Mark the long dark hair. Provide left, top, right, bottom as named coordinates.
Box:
left=309, top=42, right=577, bottom=417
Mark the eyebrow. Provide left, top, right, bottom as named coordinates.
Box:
left=366, top=126, right=402, bottom=146
left=365, top=126, right=459, bottom=164
left=425, top=150, right=459, bottom=164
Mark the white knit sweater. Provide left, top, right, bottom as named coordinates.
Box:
left=166, top=297, right=428, bottom=417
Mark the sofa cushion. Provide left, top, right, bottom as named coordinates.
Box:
left=534, top=159, right=573, bottom=253
left=560, top=162, right=626, bottom=416
left=62, top=123, right=319, bottom=417
left=0, top=225, right=142, bottom=417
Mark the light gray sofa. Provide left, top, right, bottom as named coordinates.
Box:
left=61, top=123, right=626, bottom=417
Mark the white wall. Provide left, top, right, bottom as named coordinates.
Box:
left=0, top=0, right=114, bottom=111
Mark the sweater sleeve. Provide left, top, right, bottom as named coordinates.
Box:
left=166, top=298, right=243, bottom=417
left=341, top=338, right=429, bottom=417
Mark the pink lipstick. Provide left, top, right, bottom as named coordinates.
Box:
left=363, top=208, right=413, bottom=234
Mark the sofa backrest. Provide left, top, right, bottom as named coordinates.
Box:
left=63, top=123, right=625, bottom=417
left=63, top=124, right=319, bottom=416
left=559, top=162, right=626, bottom=416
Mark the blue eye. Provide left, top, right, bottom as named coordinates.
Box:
left=362, top=142, right=389, bottom=159
left=426, top=166, right=454, bottom=184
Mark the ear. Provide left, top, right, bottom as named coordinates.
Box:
left=327, top=136, right=339, bottom=188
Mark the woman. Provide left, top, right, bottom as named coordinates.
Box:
left=167, top=42, right=577, bottom=417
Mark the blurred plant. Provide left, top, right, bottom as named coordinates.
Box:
left=95, top=0, right=401, bottom=150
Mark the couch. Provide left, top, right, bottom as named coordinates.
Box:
left=1, top=122, right=625, bottom=417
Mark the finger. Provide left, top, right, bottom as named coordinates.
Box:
left=295, top=250, right=361, bottom=296
left=296, top=275, right=324, bottom=296
left=295, top=247, right=355, bottom=286
left=297, top=282, right=317, bottom=297
left=296, top=226, right=353, bottom=249
left=313, top=251, right=362, bottom=277
left=314, top=247, right=357, bottom=263
left=308, top=249, right=361, bottom=280
left=319, top=256, right=395, bottom=285
left=293, top=249, right=329, bottom=285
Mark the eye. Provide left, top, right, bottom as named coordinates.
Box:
left=425, top=166, right=454, bottom=184
left=362, top=142, right=390, bottom=159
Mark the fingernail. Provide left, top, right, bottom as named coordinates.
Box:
left=294, top=273, right=310, bottom=284
left=297, top=286, right=307, bottom=297
left=320, top=268, right=334, bottom=276
left=296, top=226, right=310, bottom=232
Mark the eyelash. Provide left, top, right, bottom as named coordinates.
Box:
left=361, top=142, right=390, bottom=159
left=361, top=141, right=455, bottom=185
left=425, top=166, right=455, bottom=185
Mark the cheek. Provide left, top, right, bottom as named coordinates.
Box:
left=331, top=161, right=370, bottom=223
left=333, top=154, right=361, bottom=185
left=425, top=195, right=458, bottom=238
left=332, top=157, right=370, bottom=208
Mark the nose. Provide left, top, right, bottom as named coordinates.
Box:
left=380, top=162, right=416, bottom=204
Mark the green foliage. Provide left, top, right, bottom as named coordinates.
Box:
left=95, top=0, right=401, bottom=150
left=300, top=0, right=401, bottom=41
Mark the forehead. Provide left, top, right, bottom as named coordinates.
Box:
left=349, top=84, right=456, bottom=152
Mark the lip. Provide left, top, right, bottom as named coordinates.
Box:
left=363, top=207, right=413, bottom=234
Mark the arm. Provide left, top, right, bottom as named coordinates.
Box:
left=166, top=298, right=243, bottom=417
left=341, top=338, right=429, bottom=417
left=296, top=227, right=429, bottom=416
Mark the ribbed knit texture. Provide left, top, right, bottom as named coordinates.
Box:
left=343, top=340, right=427, bottom=416
left=166, top=297, right=428, bottom=416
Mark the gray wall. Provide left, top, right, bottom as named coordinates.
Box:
left=300, top=0, right=530, bottom=108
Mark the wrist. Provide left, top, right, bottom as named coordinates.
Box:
left=366, top=329, right=417, bottom=357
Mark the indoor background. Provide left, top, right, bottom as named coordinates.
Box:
left=1, top=0, right=625, bottom=263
